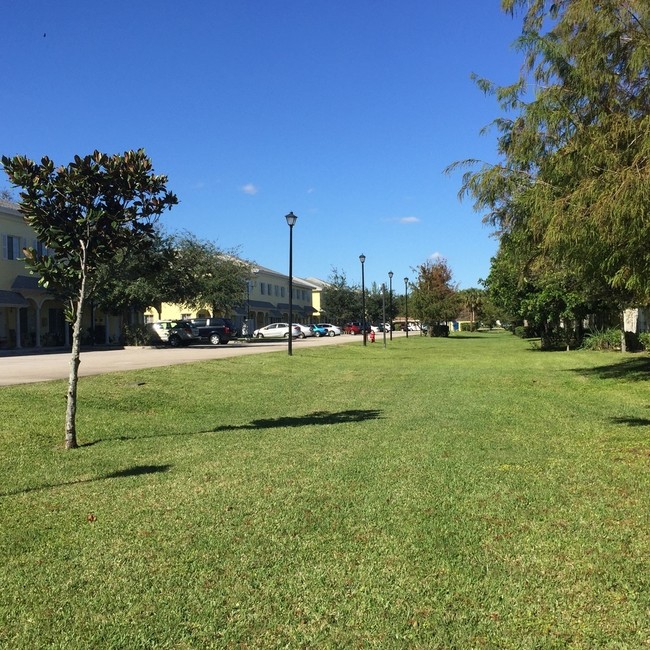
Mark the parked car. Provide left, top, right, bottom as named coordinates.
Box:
left=253, top=323, right=301, bottom=339
left=343, top=322, right=371, bottom=335
left=146, top=320, right=197, bottom=347
left=316, top=323, right=342, bottom=336
left=292, top=323, right=314, bottom=338
left=190, top=317, right=238, bottom=345
left=309, top=324, right=329, bottom=337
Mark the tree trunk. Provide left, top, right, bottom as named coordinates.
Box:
left=64, top=278, right=87, bottom=449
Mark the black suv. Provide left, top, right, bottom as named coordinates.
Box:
left=190, top=317, right=238, bottom=345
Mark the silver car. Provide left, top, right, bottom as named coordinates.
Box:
left=253, top=323, right=301, bottom=339
left=317, top=323, right=342, bottom=336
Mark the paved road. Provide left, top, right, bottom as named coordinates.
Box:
left=0, top=332, right=404, bottom=386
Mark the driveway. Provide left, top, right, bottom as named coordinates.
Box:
left=0, top=332, right=403, bottom=386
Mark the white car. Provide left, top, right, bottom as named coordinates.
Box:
left=253, top=323, right=301, bottom=339
left=316, top=323, right=342, bottom=336
left=292, top=323, right=314, bottom=338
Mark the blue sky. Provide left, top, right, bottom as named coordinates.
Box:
left=3, top=1, right=524, bottom=290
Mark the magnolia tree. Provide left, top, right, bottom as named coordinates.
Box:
left=2, top=150, right=178, bottom=449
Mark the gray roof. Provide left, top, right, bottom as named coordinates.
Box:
left=11, top=275, right=41, bottom=291
left=0, top=290, right=29, bottom=307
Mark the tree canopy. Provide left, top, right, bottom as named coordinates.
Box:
left=320, top=269, right=360, bottom=325
left=169, top=233, right=252, bottom=317
left=453, top=0, right=650, bottom=330
left=410, top=258, right=460, bottom=332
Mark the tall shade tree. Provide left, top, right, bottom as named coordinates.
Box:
left=170, top=233, right=251, bottom=317
left=321, top=268, right=360, bottom=325
left=93, top=229, right=179, bottom=322
left=452, top=0, right=650, bottom=344
left=2, top=150, right=177, bottom=449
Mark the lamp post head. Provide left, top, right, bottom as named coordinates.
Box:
left=388, top=271, right=393, bottom=280
left=285, top=211, right=298, bottom=227
left=359, top=254, right=366, bottom=264
left=404, top=277, right=408, bottom=286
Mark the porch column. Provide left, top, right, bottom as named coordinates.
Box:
left=14, top=308, right=22, bottom=349
left=35, top=304, right=42, bottom=348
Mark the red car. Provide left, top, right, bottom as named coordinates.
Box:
left=343, top=322, right=371, bottom=335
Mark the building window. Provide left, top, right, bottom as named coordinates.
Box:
left=275, top=285, right=279, bottom=297
left=260, top=283, right=265, bottom=295
left=2, top=234, right=24, bottom=260
left=33, top=240, right=51, bottom=257
left=281, top=287, right=285, bottom=298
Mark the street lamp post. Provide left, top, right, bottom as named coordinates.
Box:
left=404, top=276, right=409, bottom=338
left=245, top=279, right=252, bottom=337
left=381, top=283, right=387, bottom=348
left=388, top=271, right=393, bottom=341
left=359, top=254, right=367, bottom=346
left=286, top=212, right=298, bottom=356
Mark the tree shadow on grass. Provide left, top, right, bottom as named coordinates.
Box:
left=609, top=416, right=650, bottom=427
left=0, top=464, right=171, bottom=498
left=82, top=410, right=384, bottom=445
left=573, top=357, right=650, bottom=382
left=211, top=409, right=383, bottom=433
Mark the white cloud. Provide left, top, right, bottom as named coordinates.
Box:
left=381, top=215, right=421, bottom=224
left=428, top=251, right=443, bottom=260
left=241, top=183, right=258, bottom=195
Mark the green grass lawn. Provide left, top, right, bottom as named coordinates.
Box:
left=1, top=332, right=648, bottom=649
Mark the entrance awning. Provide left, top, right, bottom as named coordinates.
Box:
left=0, top=290, right=29, bottom=307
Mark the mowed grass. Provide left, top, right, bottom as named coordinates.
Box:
left=0, top=332, right=648, bottom=649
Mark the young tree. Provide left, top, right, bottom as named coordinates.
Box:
left=411, top=258, right=460, bottom=334
left=2, top=150, right=177, bottom=449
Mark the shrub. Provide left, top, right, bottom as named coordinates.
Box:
left=639, top=332, right=650, bottom=351
left=123, top=324, right=150, bottom=346
left=429, top=324, right=450, bottom=337
left=582, top=328, right=621, bottom=351
left=514, top=325, right=538, bottom=339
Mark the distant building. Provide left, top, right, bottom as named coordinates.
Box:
left=0, top=199, right=134, bottom=350
left=144, top=265, right=320, bottom=330
left=1, top=198, right=325, bottom=350
left=0, top=200, right=67, bottom=349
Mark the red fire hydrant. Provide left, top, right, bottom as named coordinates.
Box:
left=369, top=330, right=376, bottom=343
